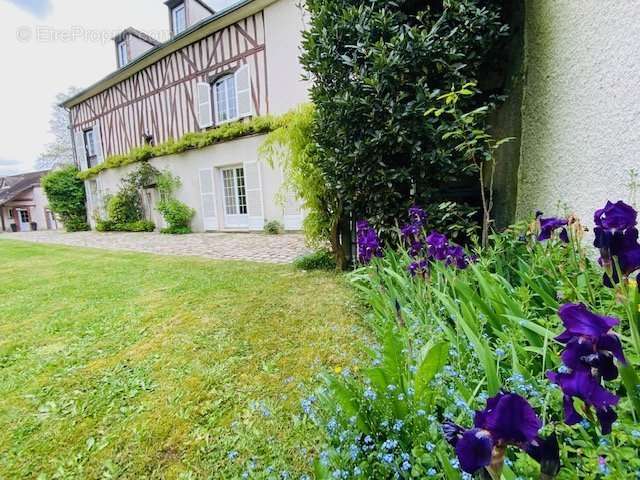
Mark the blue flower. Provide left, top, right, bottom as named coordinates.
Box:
left=401, top=461, right=411, bottom=471
left=425, top=442, right=435, bottom=452
left=227, top=451, right=238, bottom=460
left=364, top=387, right=377, bottom=401
left=394, top=420, right=404, bottom=431
left=382, top=453, right=394, bottom=464
left=426, top=468, right=437, bottom=476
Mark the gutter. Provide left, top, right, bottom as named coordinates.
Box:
left=61, top=0, right=277, bottom=109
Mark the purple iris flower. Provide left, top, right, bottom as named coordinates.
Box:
left=525, top=434, right=561, bottom=478
left=409, top=205, right=428, bottom=225
left=446, top=245, right=469, bottom=269
left=593, top=201, right=640, bottom=286
left=442, top=393, right=541, bottom=474
left=408, top=259, right=429, bottom=277
left=547, top=304, right=624, bottom=434
left=547, top=369, right=619, bottom=434
left=401, top=222, right=421, bottom=239
left=594, top=200, right=637, bottom=231
left=537, top=212, right=569, bottom=243
left=426, top=231, right=450, bottom=261
left=356, top=220, right=382, bottom=264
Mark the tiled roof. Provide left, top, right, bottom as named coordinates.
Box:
left=0, top=170, right=49, bottom=206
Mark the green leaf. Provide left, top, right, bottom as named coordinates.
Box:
left=415, top=341, right=449, bottom=403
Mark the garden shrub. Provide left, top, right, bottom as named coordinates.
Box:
left=301, top=0, right=513, bottom=245
left=293, top=250, right=336, bottom=271
left=106, top=186, right=142, bottom=225
left=155, top=170, right=194, bottom=234
left=96, top=219, right=155, bottom=232
left=307, top=202, right=640, bottom=478
left=41, top=166, right=89, bottom=232
left=158, top=198, right=194, bottom=234
left=261, top=105, right=341, bottom=253
left=264, top=220, right=284, bottom=235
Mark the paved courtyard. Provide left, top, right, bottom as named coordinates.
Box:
left=0, top=231, right=310, bottom=264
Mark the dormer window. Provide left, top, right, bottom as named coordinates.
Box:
left=117, top=41, right=128, bottom=68
left=172, top=3, right=187, bottom=35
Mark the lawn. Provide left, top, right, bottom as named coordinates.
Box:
left=0, top=240, right=366, bottom=479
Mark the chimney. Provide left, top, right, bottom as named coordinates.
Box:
left=113, top=28, right=160, bottom=69
left=165, top=0, right=215, bottom=37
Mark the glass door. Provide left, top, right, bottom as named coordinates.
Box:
left=221, top=167, right=249, bottom=229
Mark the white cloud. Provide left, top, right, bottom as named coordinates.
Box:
left=0, top=0, right=173, bottom=174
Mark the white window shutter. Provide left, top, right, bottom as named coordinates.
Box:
left=196, top=82, right=213, bottom=129
left=198, top=168, right=218, bottom=231
left=74, top=130, right=88, bottom=170
left=93, top=123, right=104, bottom=164
left=243, top=160, right=264, bottom=230
left=235, top=64, right=252, bottom=118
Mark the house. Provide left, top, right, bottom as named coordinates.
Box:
left=61, top=0, right=308, bottom=232
left=0, top=170, right=59, bottom=232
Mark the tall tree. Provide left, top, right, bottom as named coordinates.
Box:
left=36, top=87, right=80, bottom=170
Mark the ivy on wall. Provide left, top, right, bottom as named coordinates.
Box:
left=78, top=115, right=287, bottom=180
left=41, top=166, right=90, bottom=232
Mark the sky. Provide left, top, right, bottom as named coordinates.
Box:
left=0, top=0, right=231, bottom=176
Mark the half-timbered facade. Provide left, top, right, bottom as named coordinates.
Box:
left=63, top=0, right=308, bottom=232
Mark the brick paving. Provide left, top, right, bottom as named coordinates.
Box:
left=0, top=231, right=310, bottom=264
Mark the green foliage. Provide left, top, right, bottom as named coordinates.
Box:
left=79, top=115, right=286, bottom=180
left=261, top=105, right=340, bottom=249
left=154, top=170, right=194, bottom=234
left=106, top=186, right=143, bottom=225
left=264, top=220, right=284, bottom=235
left=293, top=250, right=337, bottom=271
left=96, top=219, right=155, bottom=232
left=41, top=166, right=89, bottom=232
left=157, top=198, right=194, bottom=234
left=315, top=218, right=640, bottom=478
left=301, top=0, right=511, bottom=238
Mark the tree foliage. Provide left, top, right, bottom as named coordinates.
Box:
left=300, top=0, right=510, bottom=238
left=36, top=87, right=80, bottom=170
left=261, top=105, right=340, bottom=250
left=41, top=166, right=89, bottom=232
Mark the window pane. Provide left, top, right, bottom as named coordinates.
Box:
left=226, top=77, right=237, bottom=120
left=236, top=168, right=247, bottom=215
left=216, top=80, right=227, bottom=122
left=223, top=169, right=237, bottom=215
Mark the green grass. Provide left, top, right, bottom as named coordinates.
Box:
left=0, top=240, right=366, bottom=479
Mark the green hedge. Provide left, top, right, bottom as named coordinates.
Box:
left=96, top=220, right=155, bottom=232
left=78, top=115, right=287, bottom=180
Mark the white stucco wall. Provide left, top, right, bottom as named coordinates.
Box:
left=516, top=1, right=640, bottom=228
left=264, top=0, right=310, bottom=115
left=90, top=134, right=299, bottom=233
left=128, top=35, right=155, bottom=62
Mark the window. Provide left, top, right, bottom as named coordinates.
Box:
left=222, top=168, right=247, bottom=216
left=117, top=41, right=128, bottom=68
left=214, top=74, right=238, bottom=124
left=8, top=209, right=13, bottom=219
left=172, top=3, right=187, bottom=35
left=19, top=210, right=30, bottom=223
left=84, top=129, right=97, bottom=168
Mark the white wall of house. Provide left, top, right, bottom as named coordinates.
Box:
left=516, top=0, right=640, bottom=227
left=128, top=35, right=156, bottom=60
left=264, top=0, right=310, bottom=115
left=90, top=134, right=301, bottom=232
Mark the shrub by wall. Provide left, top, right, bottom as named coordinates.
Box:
left=41, top=166, right=89, bottom=232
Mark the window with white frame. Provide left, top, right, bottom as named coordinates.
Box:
left=172, top=3, right=187, bottom=35
left=214, top=74, right=238, bottom=124
left=222, top=168, right=247, bottom=216
left=117, top=41, right=128, bottom=68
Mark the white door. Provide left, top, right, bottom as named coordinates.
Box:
left=221, top=167, right=249, bottom=229
left=17, top=209, right=31, bottom=231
